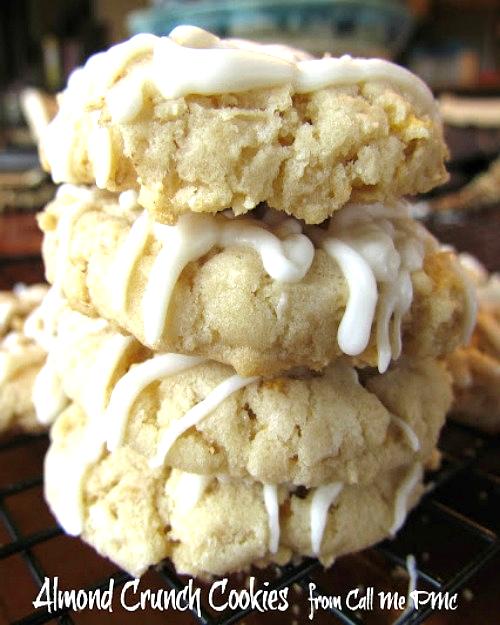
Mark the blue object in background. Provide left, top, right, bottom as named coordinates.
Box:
left=128, top=0, right=414, bottom=59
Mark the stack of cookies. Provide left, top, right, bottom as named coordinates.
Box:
left=34, top=26, right=474, bottom=578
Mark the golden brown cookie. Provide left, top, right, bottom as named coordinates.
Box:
left=45, top=401, right=425, bottom=577
left=39, top=185, right=472, bottom=377
left=446, top=257, right=500, bottom=433
left=40, top=26, right=448, bottom=224
left=41, top=304, right=451, bottom=488
left=0, top=285, right=48, bottom=434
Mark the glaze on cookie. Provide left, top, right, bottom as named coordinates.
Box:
left=39, top=185, right=473, bottom=376
left=45, top=402, right=426, bottom=577
left=37, top=304, right=452, bottom=488
left=41, top=26, right=448, bottom=224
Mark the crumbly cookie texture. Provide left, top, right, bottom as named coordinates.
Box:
left=47, top=305, right=450, bottom=487
left=0, top=285, right=48, bottom=335
left=0, top=365, right=44, bottom=434
left=39, top=191, right=470, bottom=377
left=118, top=356, right=450, bottom=487
left=446, top=259, right=500, bottom=433
left=0, top=285, right=48, bottom=434
left=46, top=402, right=424, bottom=578
left=41, top=67, right=447, bottom=224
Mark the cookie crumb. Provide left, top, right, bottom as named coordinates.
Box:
left=462, top=588, right=474, bottom=602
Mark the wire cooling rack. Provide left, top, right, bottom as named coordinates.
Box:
left=0, top=421, right=498, bottom=625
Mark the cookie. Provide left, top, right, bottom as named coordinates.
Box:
left=0, top=362, right=45, bottom=434
left=446, top=256, right=500, bottom=433
left=0, top=284, right=48, bottom=336
left=0, top=284, right=48, bottom=434
left=39, top=303, right=451, bottom=487
left=40, top=26, right=448, bottom=225
left=39, top=185, right=473, bottom=377
left=45, top=401, right=425, bottom=577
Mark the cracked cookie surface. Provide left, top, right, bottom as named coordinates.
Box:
left=39, top=186, right=472, bottom=377
left=0, top=285, right=48, bottom=434
left=46, top=401, right=425, bottom=577
left=45, top=304, right=451, bottom=487
left=41, top=29, right=448, bottom=224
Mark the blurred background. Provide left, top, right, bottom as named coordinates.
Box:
left=0, top=0, right=498, bottom=287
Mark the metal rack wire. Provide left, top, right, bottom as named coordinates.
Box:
left=1, top=421, right=498, bottom=625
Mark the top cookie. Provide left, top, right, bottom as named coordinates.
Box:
left=41, top=25, right=448, bottom=224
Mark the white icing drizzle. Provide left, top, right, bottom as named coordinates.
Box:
left=43, top=114, right=77, bottom=183
left=106, top=353, right=206, bottom=451
left=44, top=25, right=438, bottom=184
left=56, top=183, right=98, bottom=203
left=50, top=418, right=108, bottom=537
left=110, top=211, right=150, bottom=312
left=33, top=354, right=68, bottom=425
left=390, top=463, right=423, bottom=536
left=222, top=35, right=314, bottom=64
left=51, top=185, right=435, bottom=372
left=376, top=271, right=413, bottom=372
left=156, top=34, right=436, bottom=107
left=171, top=471, right=212, bottom=514
left=276, top=292, right=288, bottom=320
left=45, top=444, right=84, bottom=536
left=310, top=483, right=343, bottom=556
left=393, top=554, right=418, bottom=625
left=103, top=25, right=436, bottom=114
left=118, top=189, right=140, bottom=212
left=1, top=333, right=24, bottom=350
left=404, top=555, right=418, bottom=615
left=391, top=415, right=420, bottom=452
left=106, top=73, right=145, bottom=124
left=321, top=238, right=378, bottom=356
left=263, top=484, right=280, bottom=554
left=111, top=210, right=314, bottom=345
left=82, top=334, right=133, bottom=423
left=310, top=202, right=434, bottom=372
left=150, top=373, right=259, bottom=468
left=89, top=126, right=113, bottom=189
left=48, top=331, right=136, bottom=535
left=406, top=553, right=418, bottom=595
